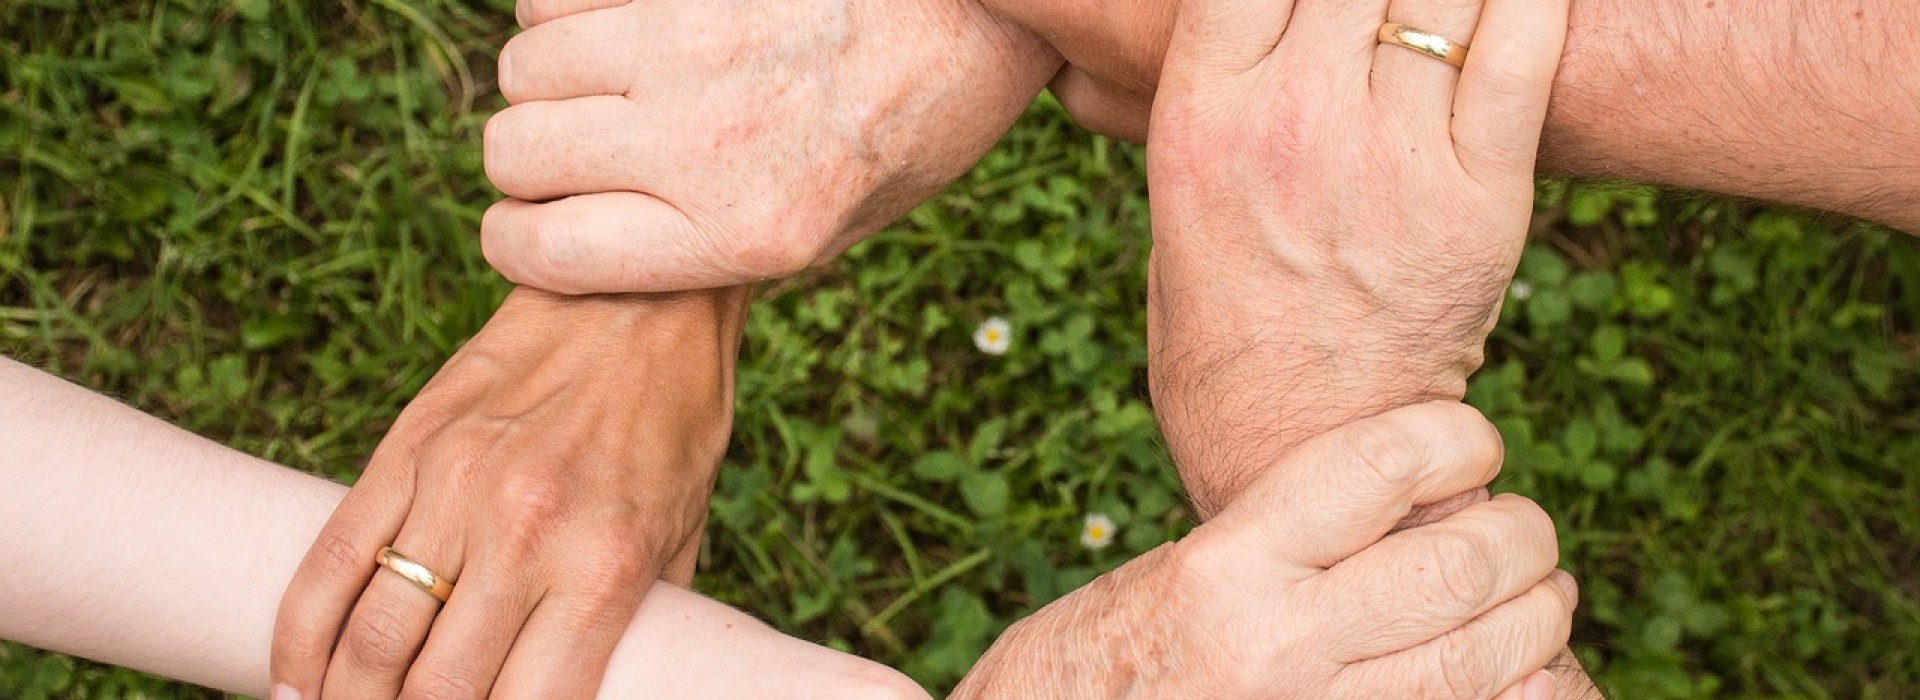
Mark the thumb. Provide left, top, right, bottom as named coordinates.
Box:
left=1205, top=401, right=1506, bottom=570
left=1159, top=0, right=1300, bottom=83
left=481, top=194, right=762, bottom=294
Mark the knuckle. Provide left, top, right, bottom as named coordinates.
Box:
left=312, top=528, right=371, bottom=578
left=1431, top=635, right=1490, bottom=698
left=1473, top=52, right=1544, bottom=104
left=271, top=617, right=333, bottom=667
left=1341, top=417, right=1426, bottom=491
left=524, top=213, right=595, bottom=284
left=342, top=601, right=419, bottom=670
left=492, top=471, right=571, bottom=542
left=1420, top=528, right=1500, bottom=614
left=402, top=666, right=487, bottom=700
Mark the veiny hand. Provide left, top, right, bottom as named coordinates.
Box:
left=271, top=286, right=750, bottom=699
left=953, top=402, right=1574, bottom=698
left=1143, top=0, right=1571, bottom=514
left=480, top=0, right=1061, bottom=294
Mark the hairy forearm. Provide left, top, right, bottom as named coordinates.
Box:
left=0, top=356, right=923, bottom=699
left=987, top=0, right=1920, bottom=230
left=952, top=545, right=1180, bottom=698
left=1543, top=0, right=1920, bottom=231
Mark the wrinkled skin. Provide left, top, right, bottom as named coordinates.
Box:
left=481, top=0, right=1061, bottom=293
left=273, top=287, right=750, bottom=699
left=952, top=403, right=1575, bottom=699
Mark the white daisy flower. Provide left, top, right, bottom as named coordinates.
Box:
left=1508, top=280, right=1535, bottom=301
left=1080, top=512, right=1117, bottom=550
left=973, top=316, right=1012, bottom=356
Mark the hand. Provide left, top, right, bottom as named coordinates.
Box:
left=976, top=0, right=1177, bottom=141
left=271, top=286, right=750, bottom=699
left=1143, top=0, right=1571, bottom=514
left=953, top=402, right=1575, bottom=698
left=479, top=0, right=1061, bottom=294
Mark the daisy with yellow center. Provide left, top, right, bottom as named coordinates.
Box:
left=1080, top=512, right=1117, bottom=550
left=973, top=316, right=1012, bottom=355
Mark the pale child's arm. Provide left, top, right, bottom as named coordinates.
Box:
left=0, top=357, right=925, bottom=699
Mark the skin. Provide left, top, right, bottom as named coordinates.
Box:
left=273, top=286, right=753, bottom=700
left=0, top=356, right=928, bottom=700
left=280, top=0, right=1063, bottom=693
left=481, top=0, right=1920, bottom=296
left=348, top=0, right=1918, bottom=695
left=480, top=0, right=1060, bottom=293
left=0, top=357, right=1567, bottom=699
left=989, top=0, right=1920, bottom=233
left=951, top=403, right=1573, bottom=699
left=1134, top=0, right=1604, bottom=694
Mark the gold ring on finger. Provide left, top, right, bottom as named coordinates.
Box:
left=376, top=546, right=455, bottom=603
left=1378, top=22, right=1469, bottom=70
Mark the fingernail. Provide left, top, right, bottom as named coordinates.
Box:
left=272, top=683, right=301, bottom=700
left=1523, top=670, right=1555, bottom=700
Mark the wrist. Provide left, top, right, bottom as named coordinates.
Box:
left=407, top=286, right=752, bottom=453
left=1146, top=242, right=1488, bottom=517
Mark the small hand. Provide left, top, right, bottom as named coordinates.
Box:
left=271, top=287, right=749, bottom=699
left=953, top=403, right=1576, bottom=698
left=479, top=0, right=1061, bottom=294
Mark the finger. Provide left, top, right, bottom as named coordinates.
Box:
left=1390, top=486, right=1490, bottom=533
left=1048, top=67, right=1152, bottom=144
left=499, top=7, right=652, bottom=105
left=659, top=513, right=705, bottom=587
left=320, top=522, right=463, bottom=700
left=1203, top=401, right=1505, bottom=570
left=1371, top=0, right=1485, bottom=137
left=272, top=470, right=413, bottom=700
left=1315, top=494, right=1560, bottom=659
left=516, top=0, right=626, bottom=29
left=484, top=97, right=662, bottom=201
left=1492, top=670, right=1557, bottom=700
left=490, top=591, right=640, bottom=699
left=401, top=553, right=542, bottom=700
left=1449, top=0, right=1571, bottom=180
left=1337, top=570, right=1577, bottom=699
left=484, top=195, right=779, bottom=295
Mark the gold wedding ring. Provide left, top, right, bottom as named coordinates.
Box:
left=1378, top=22, right=1469, bottom=69
left=376, top=546, right=455, bottom=602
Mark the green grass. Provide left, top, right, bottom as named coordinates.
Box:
left=3, top=2, right=1917, bottom=698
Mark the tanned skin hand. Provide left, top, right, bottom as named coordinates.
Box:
left=273, top=286, right=750, bottom=700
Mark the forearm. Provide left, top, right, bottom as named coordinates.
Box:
left=0, top=356, right=924, bottom=699
left=988, top=0, right=1920, bottom=230
left=952, top=545, right=1179, bottom=698
left=1543, top=0, right=1920, bottom=231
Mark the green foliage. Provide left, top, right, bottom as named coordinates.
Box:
left=4, top=5, right=1919, bottom=700
left=1492, top=185, right=1920, bottom=697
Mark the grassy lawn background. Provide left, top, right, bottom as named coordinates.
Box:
left=3, top=1, right=1917, bottom=697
